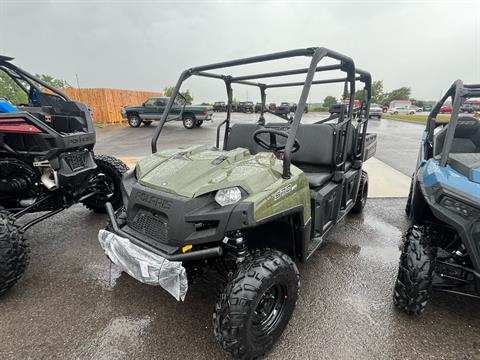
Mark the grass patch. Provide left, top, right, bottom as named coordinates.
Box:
left=382, top=113, right=451, bottom=124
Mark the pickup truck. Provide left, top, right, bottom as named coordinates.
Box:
left=122, top=96, right=213, bottom=129
left=213, top=101, right=226, bottom=112
left=275, top=102, right=292, bottom=116
left=238, top=101, right=254, bottom=113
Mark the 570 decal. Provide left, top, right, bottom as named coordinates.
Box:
left=273, top=183, right=296, bottom=201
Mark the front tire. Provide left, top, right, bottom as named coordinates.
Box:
left=405, top=177, right=414, bottom=215
left=0, top=211, right=29, bottom=296
left=393, top=226, right=435, bottom=315
left=82, top=155, right=129, bottom=213
left=351, top=170, right=368, bottom=214
left=127, top=114, right=142, bottom=128
left=213, top=249, right=299, bottom=359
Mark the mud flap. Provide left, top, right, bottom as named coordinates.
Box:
left=98, top=230, right=188, bottom=301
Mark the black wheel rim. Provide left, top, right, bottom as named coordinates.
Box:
left=130, top=117, right=140, bottom=126
left=252, top=283, right=287, bottom=336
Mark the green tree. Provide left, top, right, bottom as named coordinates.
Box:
left=371, top=80, right=385, bottom=104
left=384, top=87, right=411, bottom=104
left=35, top=74, right=71, bottom=89
left=322, top=95, right=337, bottom=108
left=163, top=86, right=193, bottom=105
left=356, top=80, right=385, bottom=104
left=0, top=72, right=28, bottom=104
left=411, top=99, right=425, bottom=108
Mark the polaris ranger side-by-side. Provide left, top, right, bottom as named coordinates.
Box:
left=100, top=47, right=377, bottom=359
left=0, top=56, right=127, bottom=296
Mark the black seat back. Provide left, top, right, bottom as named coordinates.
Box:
left=291, top=124, right=335, bottom=169
left=225, top=122, right=355, bottom=170
left=434, top=116, right=480, bottom=155
left=225, top=123, right=262, bottom=154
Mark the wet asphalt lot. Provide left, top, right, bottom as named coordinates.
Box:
left=1, top=114, right=479, bottom=359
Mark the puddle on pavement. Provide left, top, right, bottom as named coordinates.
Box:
left=83, top=262, right=123, bottom=290
left=71, top=316, right=151, bottom=360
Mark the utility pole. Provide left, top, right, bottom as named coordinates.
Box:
left=75, top=73, right=81, bottom=90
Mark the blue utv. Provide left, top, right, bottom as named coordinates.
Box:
left=394, top=80, right=480, bottom=315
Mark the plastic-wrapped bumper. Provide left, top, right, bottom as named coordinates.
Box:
left=98, top=229, right=188, bottom=301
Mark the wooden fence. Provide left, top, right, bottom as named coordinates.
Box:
left=62, top=88, right=162, bottom=124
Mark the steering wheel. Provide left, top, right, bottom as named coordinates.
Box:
left=253, top=128, right=300, bottom=153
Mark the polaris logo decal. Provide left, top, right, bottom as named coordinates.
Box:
left=274, top=184, right=296, bottom=201
left=135, top=191, right=173, bottom=210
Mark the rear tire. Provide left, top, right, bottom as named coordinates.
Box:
left=127, top=114, right=142, bottom=128
left=393, top=226, right=435, bottom=315
left=351, top=170, right=368, bottom=214
left=213, top=249, right=299, bottom=359
left=183, top=116, right=196, bottom=129
left=82, top=155, right=129, bottom=213
left=143, top=121, right=152, bottom=127
left=0, top=211, right=28, bottom=296
left=195, top=120, right=203, bottom=127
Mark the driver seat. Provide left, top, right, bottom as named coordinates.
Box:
left=225, top=123, right=262, bottom=154
left=225, top=123, right=346, bottom=188
left=434, top=116, right=480, bottom=155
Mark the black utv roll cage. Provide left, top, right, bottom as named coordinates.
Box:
left=151, top=47, right=372, bottom=178
left=425, top=80, right=480, bottom=166
left=0, top=55, right=70, bottom=102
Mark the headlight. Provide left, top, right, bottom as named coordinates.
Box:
left=215, top=187, right=242, bottom=206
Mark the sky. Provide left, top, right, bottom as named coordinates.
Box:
left=0, top=0, right=479, bottom=104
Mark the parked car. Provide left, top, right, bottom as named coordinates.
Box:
left=213, top=101, right=227, bottom=112
left=440, top=105, right=453, bottom=114
left=369, top=103, right=382, bottom=118
left=275, top=102, right=292, bottom=116
left=238, top=101, right=254, bottom=113
left=461, top=104, right=475, bottom=113
left=123, top=96, right=213, bottom=129
left=388, top=106, right=415, bottom=115
left=254, top=102, right=262, bottom=113
left=409, top=105, right=422, bottom=112
left=268, top=103, right=276, bottom=112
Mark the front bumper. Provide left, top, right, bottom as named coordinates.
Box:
left=105, top=202, right=223, bottom=262
left=98, top=228, right=188, bottom=301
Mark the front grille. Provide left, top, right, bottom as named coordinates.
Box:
left=65, top=152, right=85, bottom=171
left=130, top=209, right=168, bottom=241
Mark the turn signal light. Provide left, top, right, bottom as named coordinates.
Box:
left=182, top=244, right=193, bottom=253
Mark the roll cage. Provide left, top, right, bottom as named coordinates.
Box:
left=425, top=80, right=480, bottom=166
left=151, top=47, right=372, bottom=178
left=0, top=55, right=70, bottom=104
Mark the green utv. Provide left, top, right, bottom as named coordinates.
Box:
left=99, top=48, right=377, bottom=359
